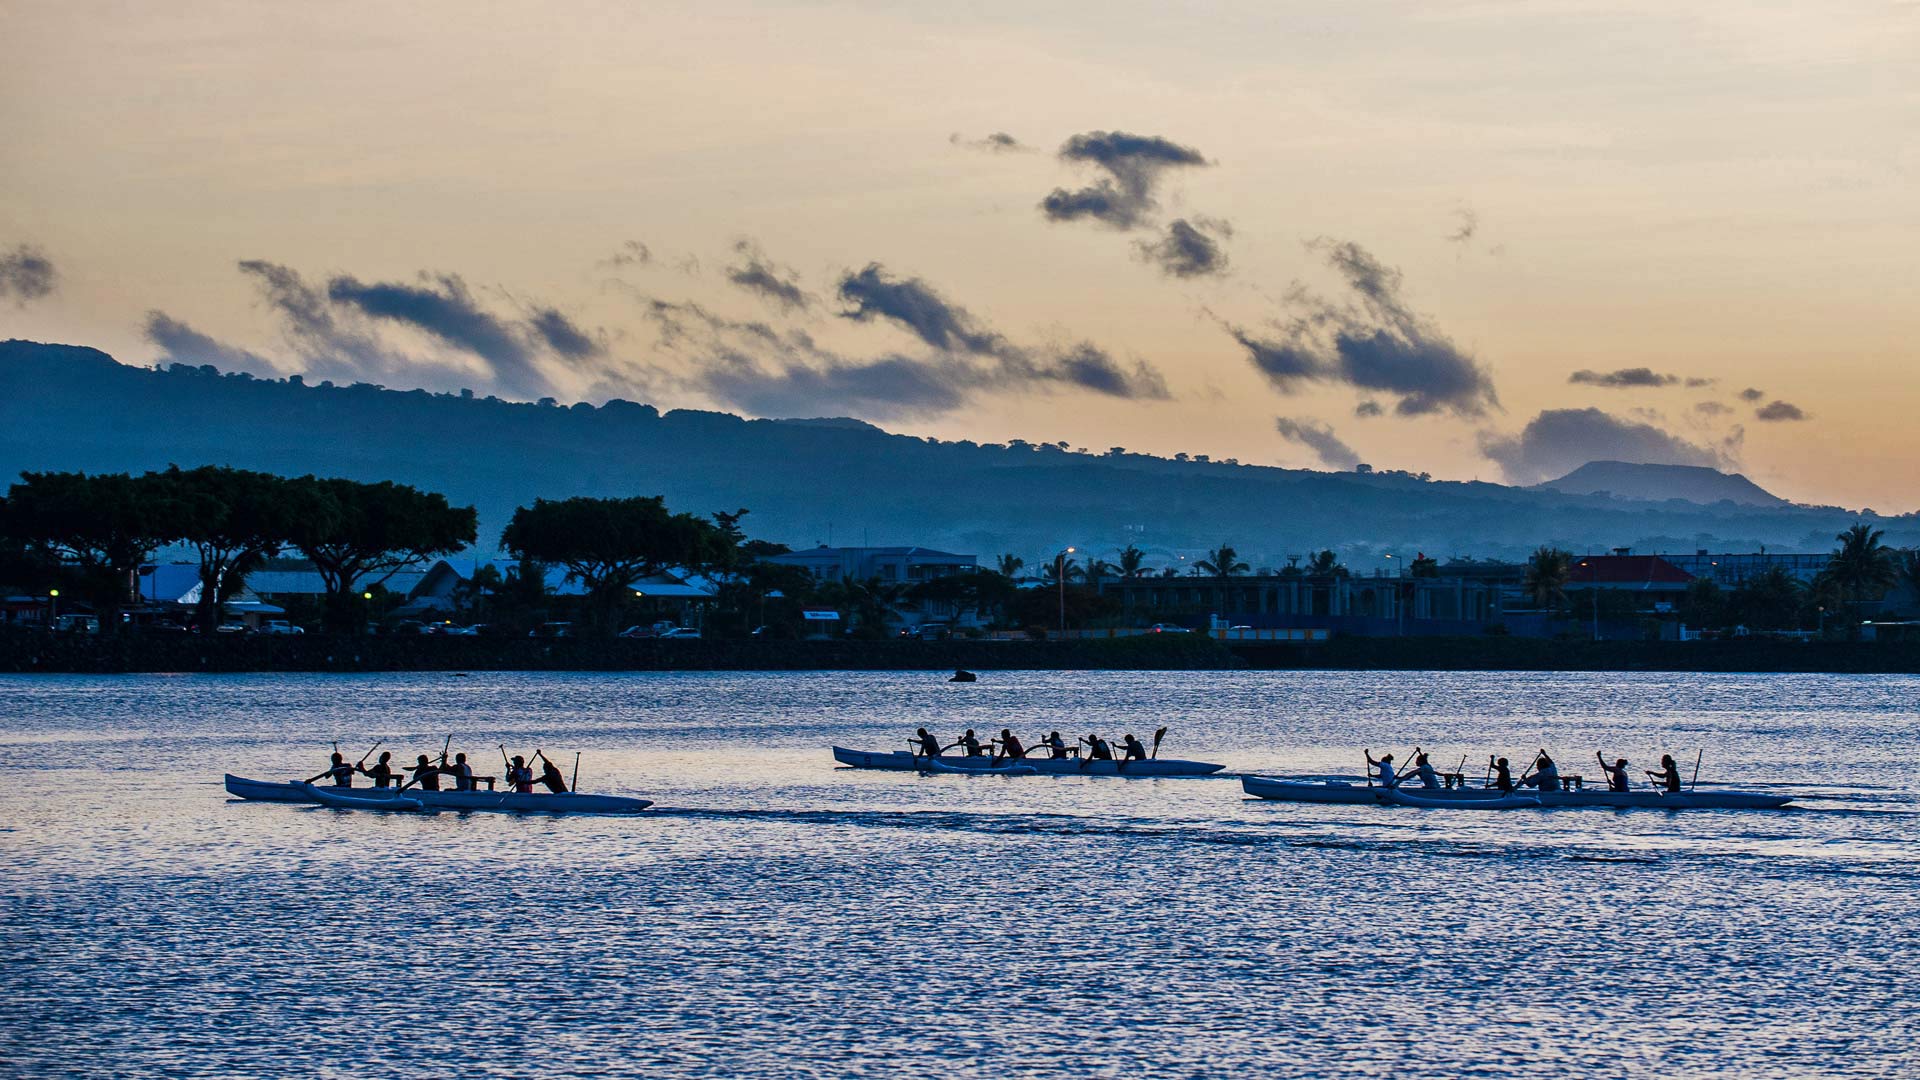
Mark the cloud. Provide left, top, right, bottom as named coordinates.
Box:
left=1739, top=387, right=1765, bottom=401
left=1033, top=342, right=1169, bottom=400
left=1685, top=377, right=1717, bottom=388
left=601, top=240, right=652, bottom=268
left=1479, top=407, right=1729, bottom=484
left=1694, top=401, right=1732, bottom=416
left=950, top=131, right=1028, bottom=153
left=1569, top=367, right=1681, bottom=388
left=325, top=272, right=550, bottom=398
left=1446, top=207, right=1478, bottom=245
left=0, top=244, right=57, bottom=303
left=1134, top=218, right=1231, bottom=278
left=143, top=311, right=277, bottom=375
left=726, top=241, right=810, bottom=312
left=1040, top=130, right=1209, bottom=229
left=1220, top=240, right=1498, bottom=418
left=1755, top=399, right=1808, bottom=422
left=528, top=307, right=600, bottom=360
left=1275, top=416, right=1362, bottom=470
left=835, top=263, right=1009, bottom=355
left=1354, top=400, right=1384, bottom=418
left=237, top=259, right=416, bottom=384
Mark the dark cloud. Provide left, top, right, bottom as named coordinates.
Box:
left=1354, top=400, right=1384, bottom=418
left=1479, top=407, right=1728, bottom=484
left=601, top=240, right=652, bottom=268
left=528, top=308, right=600, bottom=360
left=835, top=263, right=1009, bottom=355
left=325, top=272, right=550, bottom=398
left=1569, top=367, right=1680, bottom=388
left=950, top=131, right=1028, bottom=153
left=726, top=241, right=810, bottom=312
left=143, top=311, right=277, bottom=375
left=1040, top=130, right=1209, bottom=230
left=1739, top=387, right=1765, bottom=402
left=1755, top=399, right=1808, bottom=422
left=0, top=243, right=58, bottom=303
left=1221, top=240, right=1498, bottom=418
left=237, top=260, right=414, bottom=383
left=1694, top=401, right=1732, bottom=416
left=1446, top=207, right=1478, bottom=245
left=1685, top=377, right=1716, bottom=388
left=1135, top=218, right=1231, bottom=278
left=1275, top=416, right=1362, bottom=470
left=1033, top=342, right=1169, bottom=400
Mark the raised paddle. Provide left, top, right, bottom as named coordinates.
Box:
left=1689, top=748, right=1704, bottom=792
left=570, top=751, right=580, bottom=793
left=1151, top=727, right=1167, bottom=759
left=355, top=740, right=383, bottom=768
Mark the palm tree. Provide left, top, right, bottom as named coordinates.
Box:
left=1117, top=544, right=1147, bottom=580
left=1523, top=546, right=1572, bottom=611
left=1196, top=543, right=1248, bottom=578
left=1038, top=557, right=1083, bottom=588
left=1083, top=558, right=1114, bottom=588
left=1307, top=549, right=1345, bottom=577
left=995, top=553, right=1025, bottom=581
left=1821, top=523, right=1898, bottom=603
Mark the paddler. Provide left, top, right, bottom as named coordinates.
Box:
left=1489, top=757, right=1515, bottom=793
left=1524, top=750, right=1562, bottom=793
left=357, top=751, right=399, bottom=788
left=1646, top=753, right=1683, bottom=793
left=506, top=755, right=536, bottom=793
left=1084, top=734, right=1115, bottom=761
left=1402, top=750, right=1441, bottom=790
left=534, top=751, right=569, bottom=793
left=1595, top=752, right=1631, bottom=792
left=913, top=727, right=942, bottom=758
left=402, top=753, right=442, bottom=791
left=305, top=752, right=354, bottom=787
left=1363, top=749, right=1398, bottom=789
left=958, top=729, right=988, bottom=757
left=445, top=752, right=477, bottom=792
left=1121, top=733, right=1148, bottom=761
left=997, top=729, right=1027, bottom=760
left=1043, top=731, right=1069, bottom=759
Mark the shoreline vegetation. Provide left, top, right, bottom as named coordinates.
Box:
left=8, top=631, right=1920, bottom=675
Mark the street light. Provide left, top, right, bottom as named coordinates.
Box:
left=1057, top=546, right=1075, bottom=635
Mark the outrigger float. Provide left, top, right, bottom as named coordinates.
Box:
left=225, top=774, right=654, bottom=813
left=1241, top=775, right=1792, bottom=810
left=832, top=747, right=1224, bottom=777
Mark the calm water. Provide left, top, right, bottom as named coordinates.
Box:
left=1, top=670, right=1915, bottom=1079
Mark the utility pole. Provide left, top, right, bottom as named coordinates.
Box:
left=1057, top=546, right=1075, bottom=636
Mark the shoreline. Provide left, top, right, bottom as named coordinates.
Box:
left=5, top=632, right=1919, bottom=675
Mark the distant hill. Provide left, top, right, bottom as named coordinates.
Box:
left=1539, top=461, right=1788, bottom=508
left=0, top=340, right=1901, bottom=566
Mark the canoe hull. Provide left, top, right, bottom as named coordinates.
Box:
left=832, top=746, right=1223, bottom=777
left=225, top=774, right=652, bottom=813
left=310, top=787, right=424, bottom=811
left=1241, top=775, right=1792, bottom=810
left=924, top=759, right=1039, bottom=776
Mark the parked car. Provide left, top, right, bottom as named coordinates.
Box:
left=1146, top=623, right=1191, bottom=634
left=52, top=614, right=100, bottom=634
left=658, top=627, right=702, bottom=639
left=530, top=622, right=574, bottom=638
left=214, top=621, right=250, bottom=635
left=439, top=624, right=480, bottom=636
left=617, top=625, right=657, bottom=639
left=258, top=620, right=305, bottom=635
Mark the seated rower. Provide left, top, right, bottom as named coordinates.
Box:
left=1646, top=753, right=1683, bottom=793
left=1402, top=750, right=1441, bottom=790
left=505, top=755, right=536, bottom=794
left=1525, top=751, right=1561, bottom=792
left=305, top=752, right=354, bottom=787
left=357, top=751, right=399, bottom=789
left=534, top=751, right=569, bottom=794
left=445, top=752, right=478, bottom=792
left=1085, top=734, right=1114, bottom=761
left=913, top=727, right=941, bottom=758
left=958, top=729, right=988, bottom=757
left=1043, top=731, right=1069, bottom=759
left=1363, top=749, right=1398, bottom=789
left=402, top=754, right=442, bottom=791
left=997, top=729, right=1027, bottom=760
left=1490, top=756, right=1515, bottom=793
left=1121, top=733, right=1148, bottom=761
left=1596, top=752, right=1631, bottom=793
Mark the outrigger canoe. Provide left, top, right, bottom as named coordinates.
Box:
left=923, top=759, right=1039, bottom=777
left=1241, top=775, right=1792, bottom=810
left=832, top=747, right=1223, bottom=777
left=309, top=786, right=425, bottom=812
left=224, top=774, right=653, bottom=813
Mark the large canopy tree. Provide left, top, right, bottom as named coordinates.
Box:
left=500, top=495, right=723, bottom=633
left=159, top=465, right=306, bottom=631
left=286, top=476, right=478, bottom=632
left=4, top=471, right=191, bottom=634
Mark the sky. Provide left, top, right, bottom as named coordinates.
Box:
left=3, top=1, right=1916, bottom=510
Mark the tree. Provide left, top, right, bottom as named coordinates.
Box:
left=287, top=477, right=478, bottom=633
left=1410, top=553, right=1439, bottom=579
left=1196, top=543, right=1248, bottom=578
left=995, top=553, right=1026, bottom=581
left=1523, top=547, right=1573, bottom=612
left=5, top=471, right=190, bottom=635
left=160, top=466, right=304, bottom=632
left=1038, top=556, right=1083, bottom=587
left=1118, top=544, right=1147, bottom=579
left=1307, top=549, right=1346, bottom=577
left=1679, top=578, right=1725, bottom=630
left=1820, top=523, right=1898, bottom=605
left=1728, top=565, right=1801, bottom=630
left=1083, top=557, right=1114, bottom=589
left=500, top=495, right=719, bottom=635
left=454, top=563, right=504, bottom=621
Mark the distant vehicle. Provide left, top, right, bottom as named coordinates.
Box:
left=617, top=625, right=656, bottom=639
left=52, top=614, right=100, bottom=634
left=916, top=623, right=952, bottom=641
left=390, top=620, right=434, bottom=635
left=145, top=621, right=189, bottom=633
left=439, top=624, right=480, bottom=636
left=1147, top=623, right=1191, bottom=634
left=530, top=622, right=574, bottom=638
left=258, top=620, right=304, bottom=636
left=214, top=621, right=250, bottom=635
left=659, top=627, right=702, bottom=639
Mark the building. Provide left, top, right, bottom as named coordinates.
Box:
left=1566, top=554, right=1694, bottom=595
left=1103, top=571, right=1513, bottom=637
left=764, top=545, right=977, bottom=585
left=1663, top=551, right=1828, bottom=587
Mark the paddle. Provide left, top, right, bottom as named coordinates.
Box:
left=571, top=751, right=581, bottom=793
left=1689, top=749, right=1704, bottom=792
left=355, top=740, right=383, bottom=768
left=438, top=734, right=452, bottom=768
left=1151, top=726, right=1167, bottom=759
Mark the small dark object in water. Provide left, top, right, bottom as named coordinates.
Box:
left=949, top=669, right=977, bottom=683
left=452, top=672, right=471, bottom=677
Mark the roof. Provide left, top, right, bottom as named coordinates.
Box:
left=769, top=546, right=972, bottom=560
left=483, top=562, right=717, bottom=599
left=1568, top=555, right=1693, bottom=585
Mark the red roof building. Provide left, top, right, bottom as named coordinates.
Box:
left=1568, top=555, right=1694, bottom=589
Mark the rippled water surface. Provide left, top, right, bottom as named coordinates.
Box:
left=2, top=670, right=1916, bottom=1078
